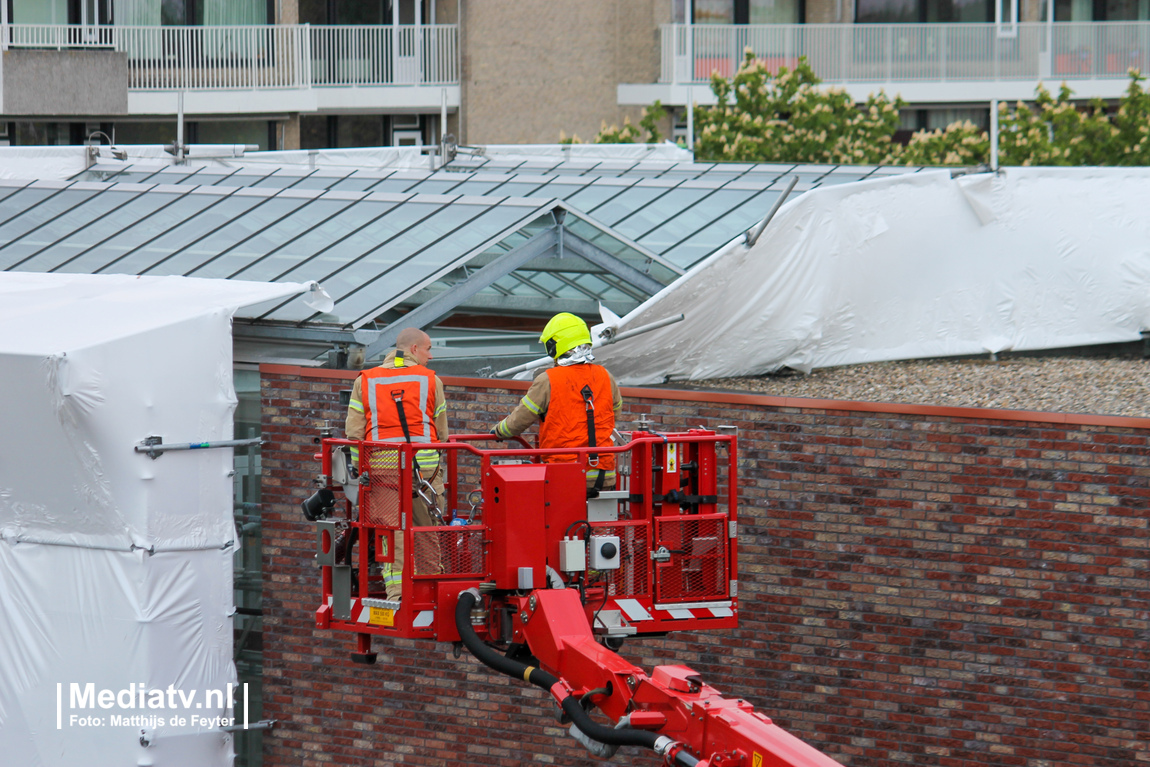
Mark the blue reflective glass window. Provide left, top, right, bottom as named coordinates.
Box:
left=177, top=196, right=313, bottom=277
left=364, top=178, right=424, bottom=193
left=140, top=195, right=300, bottom=276
left=174, top=173, right=234, bottom=186
left=0, top=189, right=144, bottom=270
left=105, top=193, right=265, bottom=275
left=563, top=182, right=629, bottom=212
left=328, top=176, right=389, bottom=192
left=608, top=187, right=717, bottom=239
left=406, top=179, right=467, bottom=195
left=56, top=192, right=219, bottom=274
left=290, top=203, right=497, bottom=322
left=0, top=189, right=97, bottom=255
left=234, top=200, right=407, bottom=283
left=278, top=203, right=535, bottom=324
left=189, top=198, right=356, bottom=279
left=633, top=189, right=760, bottom=252
left=440, top=180, right=505, bottom=196
left=15, top=192, right=186, bottom=273
left=250, top=173, right=313, bottom=189
left=286, top=176, right=346, bottom=190
left=530, top=181, right=590, bottom=201
left=660, top=195, right=779, bottom=268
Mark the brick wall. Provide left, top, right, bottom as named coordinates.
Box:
left=260, top=364, right=1150, bottom=767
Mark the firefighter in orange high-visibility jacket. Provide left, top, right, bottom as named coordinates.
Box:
left=345, top=327, right=448, bottom=600
left=491, top=313, right=622, bottom=492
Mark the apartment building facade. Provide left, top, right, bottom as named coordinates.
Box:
left=0, top=0, right=1145, bottom=148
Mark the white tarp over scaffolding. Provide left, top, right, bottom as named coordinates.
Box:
left=597, top=167, right=1150, bottom=384
left=0, top=274, right=322, bottom=767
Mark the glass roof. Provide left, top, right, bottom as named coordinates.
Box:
left=73, top=161, right=925, bottom=270
left=0, top=177, right=678, bottom=329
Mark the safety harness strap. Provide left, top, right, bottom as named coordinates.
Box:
left=581, top=385, right=607, bottom=493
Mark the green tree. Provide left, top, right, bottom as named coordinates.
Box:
left=900, top=120, right=989, bottom=166
left=568, top=101, right=668, bottom=145
left=689, top=52, right=904, bottom=164
left=998, top=73, right=1150, bottom=166
left=582, top=55, right=1150, bottom=167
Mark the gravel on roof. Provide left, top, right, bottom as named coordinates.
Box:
left=677, top=356, right=1150, bottom=419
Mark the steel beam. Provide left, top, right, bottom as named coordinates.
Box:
left=560, top=234, right=668, bottom=296
left=362, top=227, right=559, bottom=359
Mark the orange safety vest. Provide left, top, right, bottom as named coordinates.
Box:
left=359, top=364, right=439, bottom=445
left=539, top=364, right=615, bottom=473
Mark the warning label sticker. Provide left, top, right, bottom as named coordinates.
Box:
left=368, top=607, right=395, bottom=627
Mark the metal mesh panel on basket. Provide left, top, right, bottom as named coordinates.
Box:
left=590, top=522, right=648, bottom=598
left=412, top=527, right=487, bottom=578
left=362, top=444, right=402, bottom=528
left=654, top=516, right=728, bottom=602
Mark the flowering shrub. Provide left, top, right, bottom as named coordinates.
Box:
left=578, top=52, right=1150, bottom=168
left=690, top=53, right=904, bottom=163
left=998, top=73, right=1150, bottom=166
left=563, top=102, right=668, bottom=145
left=900, top=120, right=989, bottom=166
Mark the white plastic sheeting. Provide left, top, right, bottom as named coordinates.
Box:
left=0, top=145, right=430, bottom=179
left=464, top=142, right=693, bottom=162
left=0, top=274, right=314, bottom=767
left=0, top=142, right=689, bottom=181
left=225, top=145, right=426, bottom=169
left=597, top=167, right=1150, bottom=384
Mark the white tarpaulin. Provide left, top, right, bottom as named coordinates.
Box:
left=467, top=142, right=693, bottom=162
left=0, top=274, right=317, bottom=767
left=597, top=167, right=1150, bottom=384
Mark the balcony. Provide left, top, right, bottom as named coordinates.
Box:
left=619, top=22, right=1150, bottom=106
left=0, top=23, right=459, bottom=115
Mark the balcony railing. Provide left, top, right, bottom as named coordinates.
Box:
left=309, top=25, right=457, bottom=85
left=661, top=22, right=1150, bottom=84
left=0, top=23, right=458, bottom=90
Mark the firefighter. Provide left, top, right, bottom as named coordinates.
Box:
left=345, top=327, right=448, bottom=601
left=491, top=313, right=622, bottom=492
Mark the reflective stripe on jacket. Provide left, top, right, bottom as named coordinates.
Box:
left=360, top=364, right=439, bottom=447
left=539, top=364, right=616, bottom=472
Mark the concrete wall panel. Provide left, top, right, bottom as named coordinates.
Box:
left=2, top=50, right=128, bottom=116
left=461, top=0, right=664, bottom=144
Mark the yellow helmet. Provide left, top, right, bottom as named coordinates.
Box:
left=540, top=312, right=591, bottom=359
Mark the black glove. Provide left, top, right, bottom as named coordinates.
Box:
left=489, top=426, right=504, bottom=441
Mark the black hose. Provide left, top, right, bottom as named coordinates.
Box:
left=455, top=590, right=560, bottom=688
left=674, top=750, right=700, bottom=767
left=454, top=589, right=661, bottom=750
left=558, top=697, right=659, bottom=748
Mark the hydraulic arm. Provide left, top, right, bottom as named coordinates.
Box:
left=303, top=428, right=843, bottom=767
left=455, top=588, right=842, bottom=767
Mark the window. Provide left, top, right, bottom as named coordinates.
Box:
left=693, top=0, right=803, bottom=23
left=1055, top=0, right=1150, bottom=19
left=856, top=0, right=993, bottom=22
left=116, top=0, right=270, bottom=25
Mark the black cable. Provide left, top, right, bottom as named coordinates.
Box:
left=564, top=519, right=591, bottom=539
left=563, top=520, right=592, bottom=604
left=590, top=573, right=610, bottom=629
left=454, top=589, right=662, bottom=751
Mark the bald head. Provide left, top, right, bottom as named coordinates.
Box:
left=395, top=327, right=433, bottom=366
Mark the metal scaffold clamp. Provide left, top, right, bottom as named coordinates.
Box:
left=135, top=435, right=264, bottom=460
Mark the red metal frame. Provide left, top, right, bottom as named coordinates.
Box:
left=312, top=430, right=739, bottom=642
left=307, top=429, right=843, bottom=766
